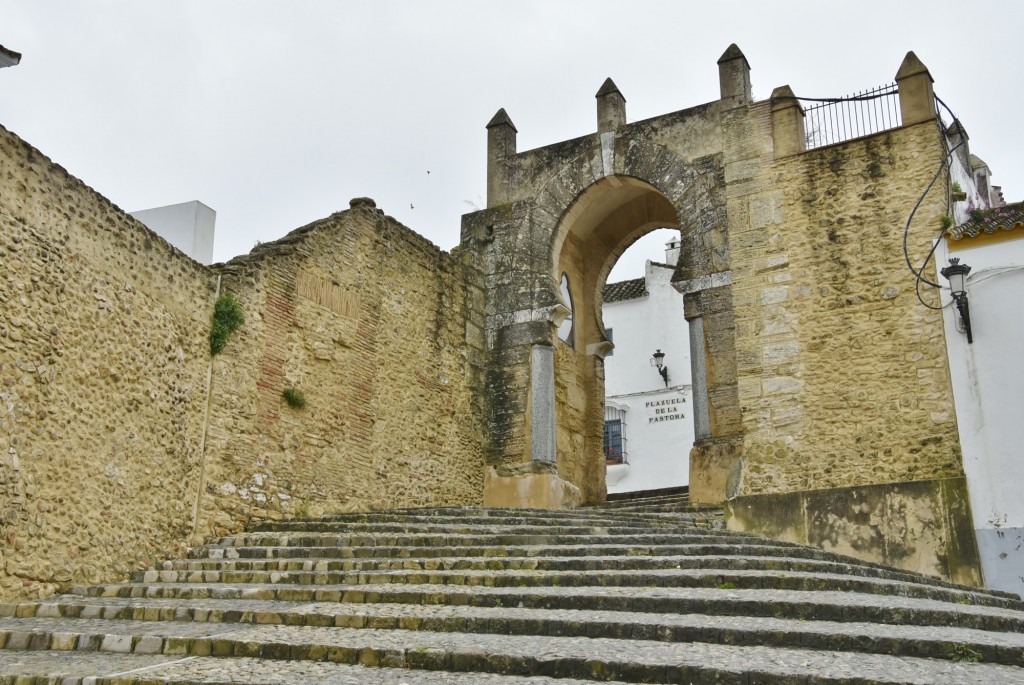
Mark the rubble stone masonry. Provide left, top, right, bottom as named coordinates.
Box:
left=0, top=125, right=485, bottom=601
left=0, top=125, right=215, bottom=600
left=731, top=121, right=963, bottom=495
left=199, top=199, right=485, bottom=536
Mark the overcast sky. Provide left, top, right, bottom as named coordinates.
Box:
left=2, top=1, right=1021, bottom=280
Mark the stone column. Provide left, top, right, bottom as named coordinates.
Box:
left=530, top=344, right=556, bottom=463
left=689, top=317, right=710, bottom=440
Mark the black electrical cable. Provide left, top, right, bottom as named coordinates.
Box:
left=915, top=265, right=946, bottom=310
left=903, top=138, right=963, bottom=289
left=934, top=96, right=958, bottom=127
left=905, top=97, right=965, bottom=309
left=770, top=90, right=898, bottom=105
left=773, top=90, right=965, bottom=310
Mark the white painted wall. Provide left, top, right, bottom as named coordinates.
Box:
left=130, top=200, right=216, bottom=265
left=937, top=226, right=1024, bottom=596
left=603, top=258, right=694, bottom=493
left=604, top=261, right=692, bottom=396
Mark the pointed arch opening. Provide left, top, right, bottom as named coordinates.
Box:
left=550, top=176, right=691, bottom=502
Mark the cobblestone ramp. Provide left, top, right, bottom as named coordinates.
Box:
left=1, top=494, right=1024, bottom=683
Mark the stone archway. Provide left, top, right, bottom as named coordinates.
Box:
left=466, top=125, right=741, bottom=507
left=464, top=54, right=756, bottom=508
left=549, top=177, right=682, bottom=504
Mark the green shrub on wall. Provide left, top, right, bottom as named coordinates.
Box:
left=282, top=387, right=307, bottom=409
left=210, top=293, right=244, bottom=355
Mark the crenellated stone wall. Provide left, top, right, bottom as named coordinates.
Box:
left=0, top=125, right=486, bottom=601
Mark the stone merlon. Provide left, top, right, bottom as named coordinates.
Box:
left=717, top=43, right=752, bottom=103
left=486, top=108, right=518, bottom=132
left=596, top=78, right=626, bottom=133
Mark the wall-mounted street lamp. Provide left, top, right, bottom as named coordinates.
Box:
left=940, top=257, right=973, bottom=344
left=651, top=349, right=669, bottom=387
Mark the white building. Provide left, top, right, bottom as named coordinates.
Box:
left=130, top=200, right=216, bottom=265
left=921, top=119, right=1023, bottom=595
left=602, top=238, right=694, bottom=493
left=936, top=161, right=1023, bottom=595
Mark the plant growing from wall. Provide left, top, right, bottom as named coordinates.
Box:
left=209, top=293, right=245, bottom=355
left=940, top=215, right=954, bottom=231
left=282, top=387, right=307, bottom=409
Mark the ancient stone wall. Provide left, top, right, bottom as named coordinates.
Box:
left=198, top=199, right=485, bottom=535
left=0, top=124, right=217, bottom=600
left=730, top=121, right=963, bottom=495
left=0, top=125, right=486, bottom=600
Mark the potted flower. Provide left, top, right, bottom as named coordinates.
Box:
left=951, top=182, right=967, bottom=202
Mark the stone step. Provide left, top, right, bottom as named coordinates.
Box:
left=605, top=485, right=690, bottom=502
left=150, top=551, right=948, bottom=581
left=5, top=596, right=1024, bottom=665
left=587, top=500, right=696, bottom=511
left=586, top=494, right=695, bottom=508
left=129, top=555, right=991, bottom=594
left=329, top=504, right=719, bottom=519
left=166, top=548, right=1004, bottom=597
left=63, top=579, right=1024, bottom=626
left=258, top=510, right=720, bottom=531
left=2, top=501, right=1021, bottom=684
left=187, top=540, right=828, bottom=561
left=0, top=652, right=646, bottom=685
left=198, top=530, right=786, bottom=552
left=191, top=540, right=801, bottom=560
left=1, top=616, right=1023, bottom=684
left=87, top=568, right=1013, bottom=606
left=179, top=541, right=1020, bottom=600
left=308, top=508, right=725, bottom=530
left=241, top=520, right=717, bottom=536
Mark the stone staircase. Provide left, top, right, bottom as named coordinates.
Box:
left=1, top=492, right=1023, bottom=683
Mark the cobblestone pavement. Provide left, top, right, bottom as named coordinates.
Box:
left=0, top=496, right=1022, bottom=683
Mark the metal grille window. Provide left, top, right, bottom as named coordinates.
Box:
left=604, top=404, right=627, bottom=464
left=604, top=419, right=624, bottom=464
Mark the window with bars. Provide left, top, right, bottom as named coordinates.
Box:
left=604, top=418, right=625, bottom=464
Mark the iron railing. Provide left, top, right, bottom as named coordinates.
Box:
left=801, top=83, right=902, bottom=150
